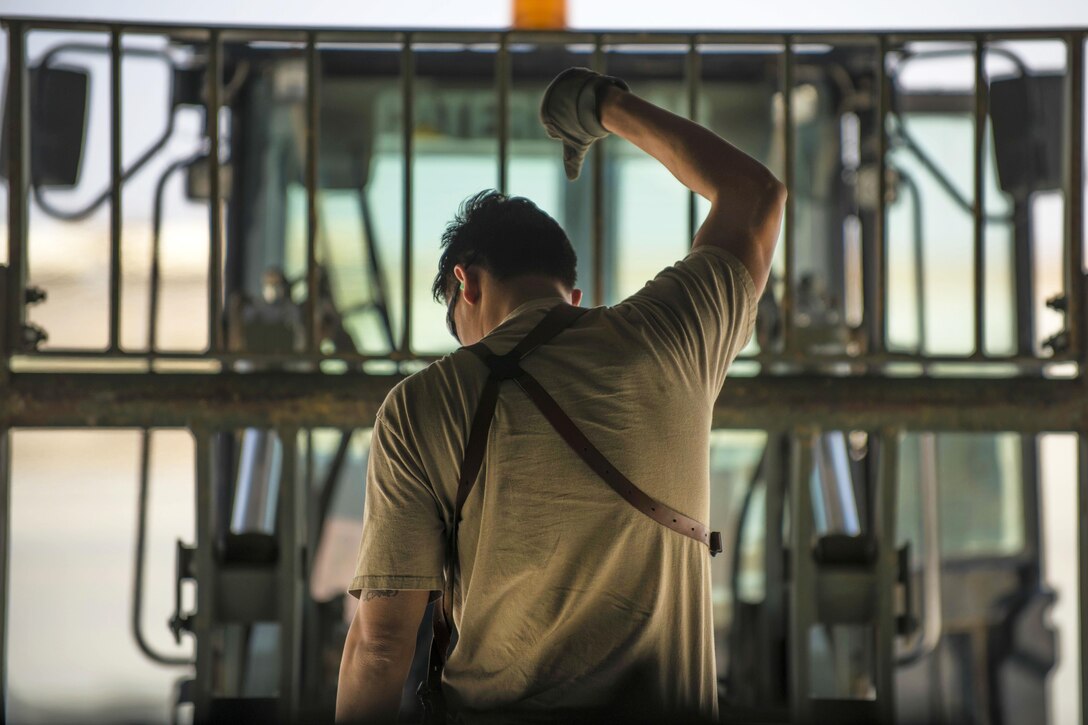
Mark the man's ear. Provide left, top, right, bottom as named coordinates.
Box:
left=454, top=264, right=482, bottom=305
left=570, top=288, right=583, bottom=307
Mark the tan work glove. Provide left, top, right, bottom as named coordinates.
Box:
left=539, top=67, right=630, bottom=181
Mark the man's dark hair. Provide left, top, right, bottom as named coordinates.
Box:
left=431, top=190, right=578, bottom=304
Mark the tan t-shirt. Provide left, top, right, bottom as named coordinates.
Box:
left=350, top=245, right=756, bottom=723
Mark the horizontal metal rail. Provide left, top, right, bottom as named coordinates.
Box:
left=1, top=372, right=1083, bottom=431
left=10, top=348, right=1074, bottom=373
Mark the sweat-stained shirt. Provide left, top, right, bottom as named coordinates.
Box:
left=349, top=245, right=757, bottom=723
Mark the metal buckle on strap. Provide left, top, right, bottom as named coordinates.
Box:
left=709, top=531, right=723, bottom=556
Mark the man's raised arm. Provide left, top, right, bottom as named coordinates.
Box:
left=539, top=68, right=785, bottom=294
left=598, top=85, right=786, bottom=294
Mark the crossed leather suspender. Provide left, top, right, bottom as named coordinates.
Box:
left=419, top=303, right=722, bottom=722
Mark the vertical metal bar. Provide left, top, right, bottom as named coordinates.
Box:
left=1079, top=432, right=1088, bottom=725
left=686, top=37, right=700, bottom=242
left=278, top=430, right=304, bottom=720
left=781, top=36, right=795, bottom=353
left=147, top=160, right=180, bottom=356
left=206, top=31, right=223, bottom=354
left=193, top=428, right=215, bottom=723
left=1067, top=35, right=1085, bottom=364
left=592, top=36, right=605, bottom=307
left=788, top=430, right=815, bottom=724
left=0, top=428, right=11, bottom=722
left=873, top=36, right=889, bottom=356
left=973, top=37, right=987, bottom=357
left=5, top=24, right=28, bottom=364
left=305, top=34, right=320, bottom=355
left=874, top=429, right=900, bottom=725
left=108, top=28, right=123, bottom=352
left=401, top=35, right=414, bottom=355
left=761, top=433, right=788, bottom=704
left=497, top=34, right=510, bottom=195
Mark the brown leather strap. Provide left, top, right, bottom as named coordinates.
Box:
left=454, top=376, right=502, bottom=516
left=513, top=371, right=718, bottom=551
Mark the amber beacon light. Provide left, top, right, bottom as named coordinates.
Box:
left=512, top=0, right=567, bottom=29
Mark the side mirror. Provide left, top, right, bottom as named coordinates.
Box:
left=1, top=64, right=90, bottom=188
left=989, top=73, right=1064, bottom=197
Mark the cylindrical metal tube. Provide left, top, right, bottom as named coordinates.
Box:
left=305, top=34, right=321, bottom=355
left=4, top=23, right=28, bottom=363
left=873, top=35, right=889, bottom=356
left=874, top=430, right=901, bottom=724
left=781, top=36, right=795, bottom=353
left=686, top=37, right=700, bottom=243
left=0, top=429, right=11, bottom=717
left=192, top=428, right=215, bottom=722
left=592, top=36, right=606, bottom=307
left=109, top=28, right=123, bottom=352
left=1079, top=432, right=1088, bottom=725
left=1066, top=35, right=1085, bottom=364
left=498, top=35, right=510, bottom=195
left=277, top=429, right=303, bottom=719
left=973, top=37, right=988, bottom=357
left=207, top=31, right=224, bottom=354
left=401, top=35, right=415, bottom=355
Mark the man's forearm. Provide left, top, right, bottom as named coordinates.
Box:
left=336, top=589, right=430, bottom=722
left=335, top=646, right=410, bottom=723
left=599, top=86, right=782, bottom=206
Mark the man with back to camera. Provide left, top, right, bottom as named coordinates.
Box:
left=335, top=67, right=786, bottom=724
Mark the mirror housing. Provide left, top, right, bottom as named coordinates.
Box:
left=1, top=64, right=89, bottom=189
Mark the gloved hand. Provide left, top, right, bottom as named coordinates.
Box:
left=539, top=67, right=630, bottom=181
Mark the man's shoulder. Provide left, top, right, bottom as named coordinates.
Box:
left=378, top=350, right=479, bottom=424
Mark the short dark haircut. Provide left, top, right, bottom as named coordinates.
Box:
left=431, top=190, right=578, bottom=304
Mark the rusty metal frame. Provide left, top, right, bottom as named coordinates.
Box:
left=0, top=371, right=1082, bottom=431
left=2, top=17, right=1088, bottom=724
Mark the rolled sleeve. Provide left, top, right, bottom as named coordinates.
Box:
left=348, top=411, right=446, bottom=599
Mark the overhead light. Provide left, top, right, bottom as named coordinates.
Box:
left=512, top=0, right=567, bottom=30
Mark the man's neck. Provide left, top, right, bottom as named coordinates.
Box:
left=479, top=276, right=569, bottom=338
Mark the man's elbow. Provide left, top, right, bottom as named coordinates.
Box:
left=707, top=171, right=787, bottom=214
left=346, top=625, right=414, bottom=671
left=768, top=176, right=788, bottom=207
left=336, top=632, right=415, bottom=723
left=754, top=172, right=788, bottom=216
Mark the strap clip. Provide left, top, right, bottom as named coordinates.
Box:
left=709, top=531, right=723, bottom=557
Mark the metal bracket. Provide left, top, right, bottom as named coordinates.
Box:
left=1043, top=293, right=1072, bottom=354
left=170, top=540, right=196, bottom=644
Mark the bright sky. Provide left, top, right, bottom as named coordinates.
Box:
left=1, top=0, right=1087, bottom=29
